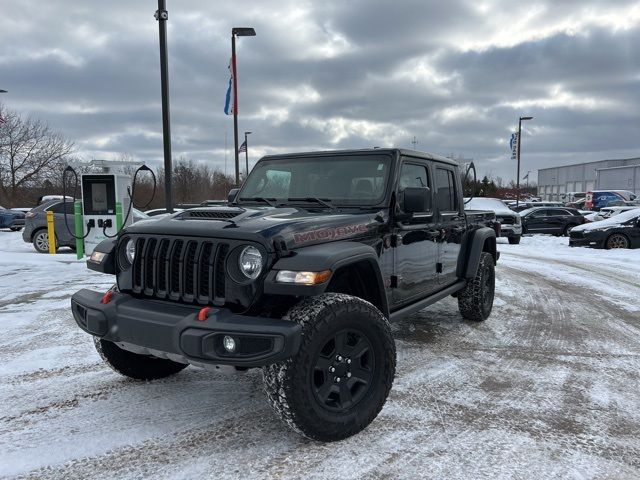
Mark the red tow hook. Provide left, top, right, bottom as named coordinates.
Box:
left=101, top=289, right=115, bottom=304
left=198, top=306, right=212, bottom=322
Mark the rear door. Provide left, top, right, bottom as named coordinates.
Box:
left=525, top=209, right=550, bottom=232
left=49, top=202, right=75, bottom=244
left=393, top=159, right=440, bottom=307
left=434, top=165, right=464, bottom=286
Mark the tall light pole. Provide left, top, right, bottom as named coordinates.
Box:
left=231, top=27, right=256, bottom=187
left=516, top=115, right=533, bottom=208
left=155, top=1, right=174, bottom=212
left=244, top=131, right=252, bottom=177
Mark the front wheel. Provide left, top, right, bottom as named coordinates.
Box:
left=458, top=252, right=495, bottom=321
left=263, top=293, right=396, bottom=442
left=33, top=230, right=56, bottom=253
left=563, top=224, right=573, bottom=237
left=94, top=338, right=188, bottom=380
left=606, top=233, right=629, bottom=249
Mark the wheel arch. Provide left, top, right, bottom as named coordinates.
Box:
left=263, top=241, right=389, bottom=318
left=458, top=227, right=497, bottom=280
left=606, top=231, right=630, bottom=249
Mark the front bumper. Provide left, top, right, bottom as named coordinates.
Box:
left=569, top=235, right=603, bottom=248
left=71, top=289, right=301, bottom=367
left=498, top=224, right=522, bottom=237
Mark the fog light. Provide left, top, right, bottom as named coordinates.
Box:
left=223, top=335, right=237, bottom=353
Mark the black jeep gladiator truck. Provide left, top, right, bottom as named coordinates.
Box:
left=71, top=148, right=498, bottom=442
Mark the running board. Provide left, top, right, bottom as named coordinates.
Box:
left=389, top=280, right=467, bottom=322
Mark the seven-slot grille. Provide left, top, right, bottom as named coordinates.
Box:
left=129, top=237, right=229, bottom=305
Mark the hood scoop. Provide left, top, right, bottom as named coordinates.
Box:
left=181, top=208, right=245, bottom=220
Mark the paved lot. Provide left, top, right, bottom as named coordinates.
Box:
left=1, top=233, right=639, bottom=479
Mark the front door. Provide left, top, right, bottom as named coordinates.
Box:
left=434, top=165, right=464, bottom=286
left=525, top=209, right=551, bottom=233
left=393, top=160, right=440, bottom=307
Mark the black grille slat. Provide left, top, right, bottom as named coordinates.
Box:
left=214, top=244, right=229, bottom=300
left=198, top=242, right=214, bottom=301
left=126, top=236, right=231, bottom=305
left=132, top=238, right=146, bottom=293
left=169, top=240, right=184, bottom=298
left=183, top=241, right=198, bottom=298
left=156, top=239, right=170, bottom=297
left=144, top=238, right=158, bottom=295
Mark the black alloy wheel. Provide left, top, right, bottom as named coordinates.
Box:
left=311, top=329, right=374, bottom=412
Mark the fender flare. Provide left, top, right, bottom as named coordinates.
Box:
left=263, top=241, right=389, bottom=317
left=461, top=227, right=497, bottom=280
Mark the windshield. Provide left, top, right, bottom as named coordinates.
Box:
left=239, top=154, right=392, bottom=206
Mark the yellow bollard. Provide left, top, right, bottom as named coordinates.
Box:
left=46, top=210, right=56, bottom=255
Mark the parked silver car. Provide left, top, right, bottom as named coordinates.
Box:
left=22, top=200, right=149, bottom=253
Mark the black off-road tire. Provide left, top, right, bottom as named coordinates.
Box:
left=508, top=235, right=521, bottom=245
left=563, top=224, right=573, bottom=237
left=263, top=293, right=396, bottom=442
left=94, top=338, right=188, bottom=380
left=458, top=252, right=495, bottom=322
left=606, top=233, right=629, bottom=249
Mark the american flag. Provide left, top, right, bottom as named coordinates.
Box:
left=238, top=140, right=247, bottom=153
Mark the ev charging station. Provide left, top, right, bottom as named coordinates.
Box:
left=80, top=173, right=133, bottom=255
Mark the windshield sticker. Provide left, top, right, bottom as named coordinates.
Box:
left=293, top=224, right=369, bottom=244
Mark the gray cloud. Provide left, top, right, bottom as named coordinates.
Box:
left=1, top=0, right=638, bottom=182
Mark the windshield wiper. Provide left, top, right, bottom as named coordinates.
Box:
left=239, top=197, right=277, bottom=207
left=285, top=197, right=336, bottom=210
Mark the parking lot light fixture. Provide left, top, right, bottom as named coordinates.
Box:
left=231, top=27, right=256, bottom=187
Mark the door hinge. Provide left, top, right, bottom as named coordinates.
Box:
left=436, top=262, right=443, bottom=273
left=390, top=275, right=399, bottom=288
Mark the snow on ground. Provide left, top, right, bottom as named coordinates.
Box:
left=1, top=231, right=639, bottom=479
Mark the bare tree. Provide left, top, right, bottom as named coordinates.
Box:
left=0, top=103, right=74, bottom=206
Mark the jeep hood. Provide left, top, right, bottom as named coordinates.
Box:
left=123, top=206, right=384, bottom=251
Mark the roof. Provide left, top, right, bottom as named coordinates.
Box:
left=261, top=148, right=459, bottom=167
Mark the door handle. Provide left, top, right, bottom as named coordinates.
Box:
left=427, top=229, right=440, bottom=240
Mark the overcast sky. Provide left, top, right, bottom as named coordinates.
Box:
left=1, top=0, right=639, bottom=182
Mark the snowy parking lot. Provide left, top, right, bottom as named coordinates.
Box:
left=1, top=232, right=639, bottom=479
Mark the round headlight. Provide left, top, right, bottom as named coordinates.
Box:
left=125, top=239, right=136, bottom=264
left=238, top=246, right=263, bottom=279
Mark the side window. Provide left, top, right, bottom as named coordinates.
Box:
left=399, top=163, right=429, bottom=190
left=48, top=202, right=64, bottom=214
left=435, top=168, right=458, bottom=212
left=531, top=209, right=548, bottom=218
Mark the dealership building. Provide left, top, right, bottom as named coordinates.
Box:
left=537, top=157, right=640, bottom=200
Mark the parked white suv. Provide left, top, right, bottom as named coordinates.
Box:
left=465, top=197, right=523, bottom=244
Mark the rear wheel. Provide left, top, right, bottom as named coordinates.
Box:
left=263, top=293, right=396, bottom=442
left=563, top=224, right=573, bottom=237
left=458, top=252, right=495, bottom=321
left=94, top=338, right=188, bottom=380
left=508, top=235, right=521, bottom=245
left=606, top=233, right=629, bottom=249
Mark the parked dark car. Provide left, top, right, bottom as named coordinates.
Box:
left=520, top=207, right=586, bottom=236
left=570, top=208, right=640, bottom=249
left=0, top=205, right=26, bottom=231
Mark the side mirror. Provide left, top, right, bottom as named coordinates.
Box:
left=402, top=187, right=432, bottom=214
left=227, top=188, right=239, bottom=204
